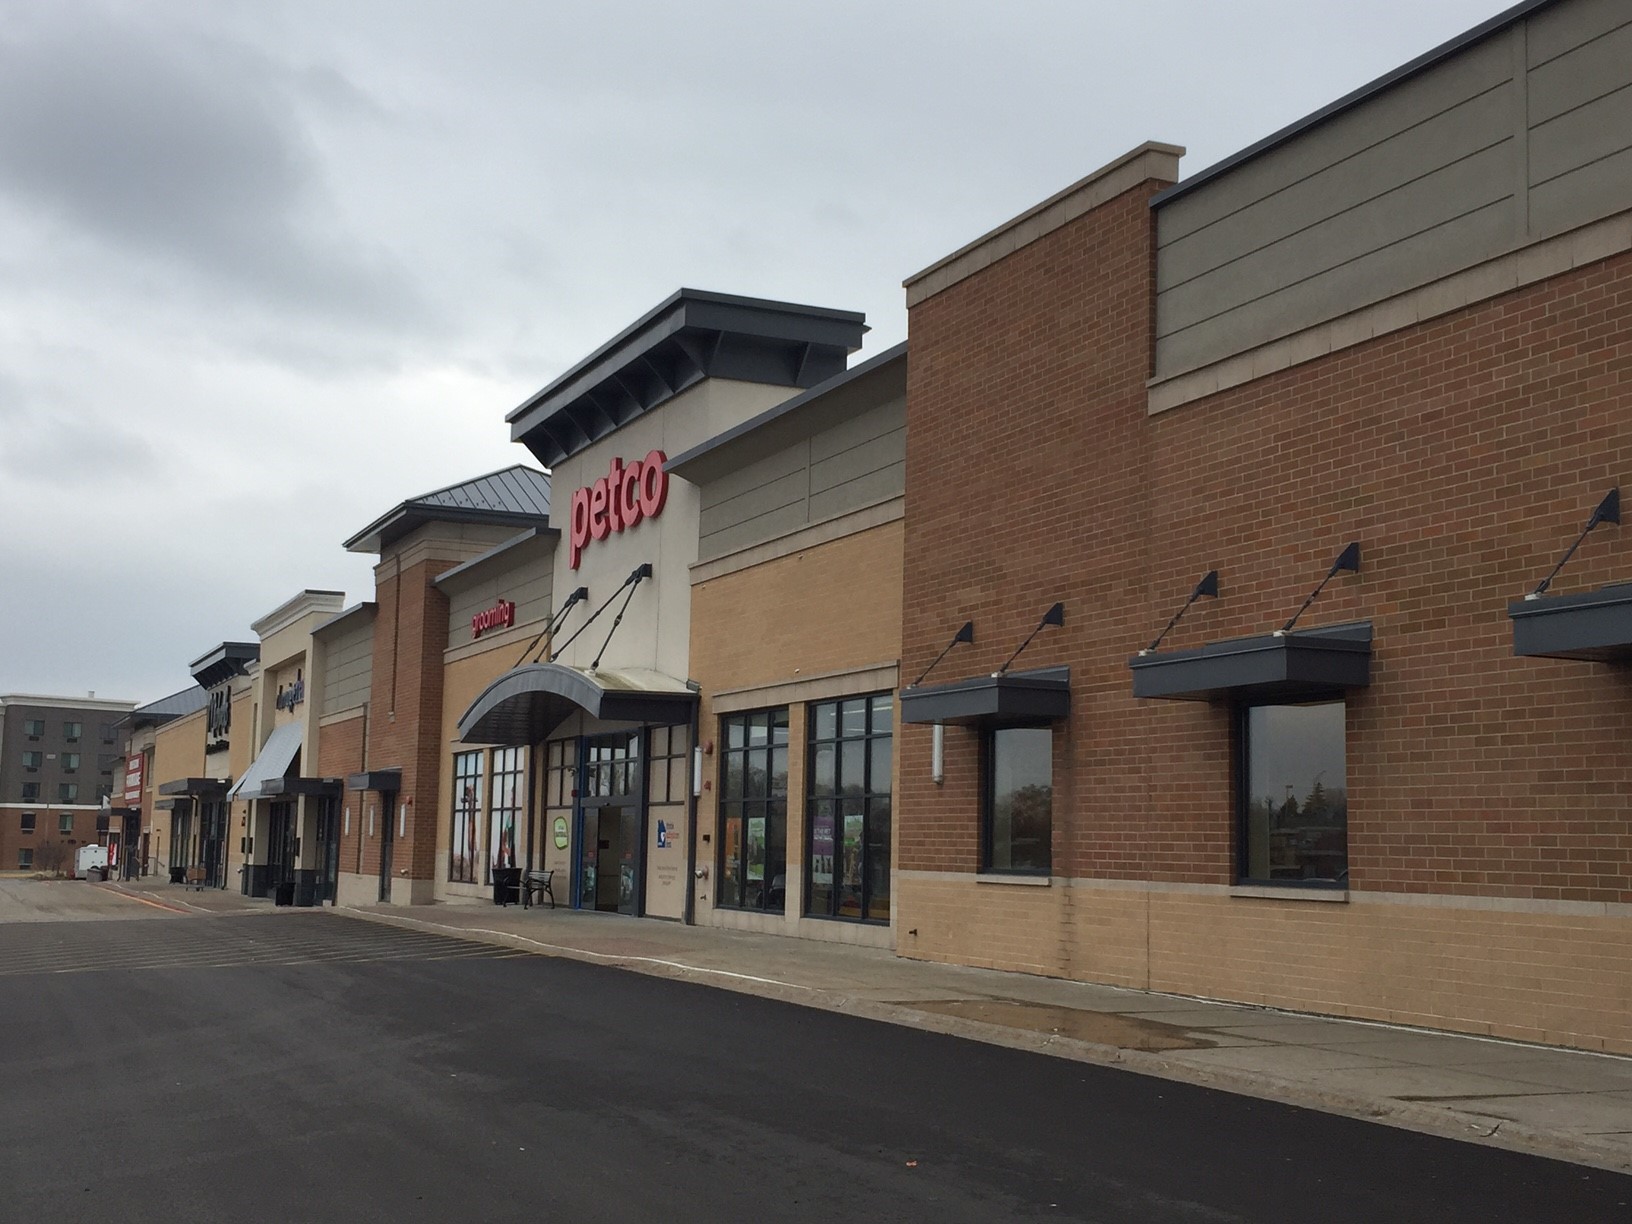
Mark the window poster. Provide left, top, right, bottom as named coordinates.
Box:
left=810, top=808, right=835, bottom=889
left=842, top=811, right=864, bottom=889
left=746, top=816, right=767, bottom=883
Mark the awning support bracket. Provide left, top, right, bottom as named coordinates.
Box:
left=1530, top=488, right=1619, bottom=598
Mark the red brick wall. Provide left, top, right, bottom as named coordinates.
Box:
left=317, top=713, right=366, bottom=877
left=901, top=183, right=1167, bottom=881
left=364, top=558, right=456, bottom=882
left=902, top=185, right=1632, bottom=903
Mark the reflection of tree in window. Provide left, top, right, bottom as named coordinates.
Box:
left=1243, top=701, right=1346, bottom=883
left=986, top=727, right=1051, bottom=873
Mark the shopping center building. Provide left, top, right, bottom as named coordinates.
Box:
left=895, top=0, right=1632, bottom=1052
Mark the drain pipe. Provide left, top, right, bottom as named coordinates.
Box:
left=682, top=693, right=701, bottom=926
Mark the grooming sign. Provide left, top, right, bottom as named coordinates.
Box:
left=567, top=450, right=669, bottom=569
left=471, top=599, right=516, bottom=638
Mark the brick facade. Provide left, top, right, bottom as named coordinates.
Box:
left=897, top=167, right=1632, bottom=1050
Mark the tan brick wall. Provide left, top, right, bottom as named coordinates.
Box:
left=689, top=521, right=902, bottom=943
left=899, top=876, right=1632, bottom=1054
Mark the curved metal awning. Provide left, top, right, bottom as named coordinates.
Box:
left=458, top=663, right=696, bottom=745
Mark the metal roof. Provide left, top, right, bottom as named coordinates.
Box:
left=344, top=465, right=552, bottom=553
left=125, top=686, right=208, bottom=729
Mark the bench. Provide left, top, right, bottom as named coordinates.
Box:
left=520, top=869, right=555, bottom=910
left=183, top=867, right=207, bottom=891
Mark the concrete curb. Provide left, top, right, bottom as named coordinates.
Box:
left=332, top=905, right=1631, bottom=1176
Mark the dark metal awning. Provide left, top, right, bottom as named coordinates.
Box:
left=157, top=777, right=230, bottom=798
left=1130, top=623, right=1372, bottom=702
left=258, top=776, right=343, bottom=800
left=347, top=770, right=402, bottom=793
left=1509, top=583, right=1632, bottom=662
left=459, top=663, right=697, bottom=745
left=899, top=667, right=1071, bottom=726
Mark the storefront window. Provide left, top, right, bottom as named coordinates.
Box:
left=984, top=727, right=1052, bottom=873
left=807, top=694, right=892, bottom=922
left=647, top=724, right=690, bottom=804
left=717, top=709, right=788, bottom=913
left=488, top=746, right=524, bottom=879
left=1239, top=701, right=1347, bottom=885
left=449, top=750, right=483, bottom=883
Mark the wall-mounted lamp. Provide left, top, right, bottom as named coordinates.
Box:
left=994, top=603, right=1064, bottom=676
left=1529, top=488, right=1620, bottom=598
left=931, top=724, right=945, bottom=785
left=910, top=621, right=974, bottom=688
left=1278, top=543, right=1361, bottom=635
left=1141, top=571, right=1219, bottom=655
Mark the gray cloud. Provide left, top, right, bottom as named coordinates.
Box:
left=0, top=0, right=1516, bottom=702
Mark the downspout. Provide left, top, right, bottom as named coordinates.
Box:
left=682, top=695, right=701, bottom=927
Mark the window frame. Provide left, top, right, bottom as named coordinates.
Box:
left=1233, top=697, right=1349, bottom=890
left=58, top=782, right=79, bottom=804
left=981, top=723, right=1054, bottom=876
left=20, top=782, right=38, bottom=801
left=449, top=749, right=484, bottom=884
left=715, top=708, right=789, bottom=914
left=64, top=721, right=82, bottom=743
left=17, top=848, right=33, bottom=871
left=487, top=746, right=524, bottom=881
left=804, top=693, right=893, bottom=923
left=58, top=813, right=74, bottom=835
left=19, top=813, right=36, bottom=834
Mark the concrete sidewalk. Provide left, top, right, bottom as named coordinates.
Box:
left=102, top=876, right=278, bottom=916
left=337, top=898, right=1632, bottom=1175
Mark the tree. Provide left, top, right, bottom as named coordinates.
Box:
left=32, top=839, right=71, bottom=877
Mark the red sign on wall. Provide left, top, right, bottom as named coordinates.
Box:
left=122, top=753, right=144, bottom=806
left=472, top=599, right=516, bottom=638
left=568, top=450, right=669, bottom=569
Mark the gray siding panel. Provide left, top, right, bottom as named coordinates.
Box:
left=695, top=397, right=905, bottom=563
left=1526, top=18, right=1632, bottom=123
left=809, top=462, right=906, bottom=525
left=1530, top=146, right=1632, bottom=236
left=1528, top=82, right=1632, bottom=186
left=1158, top=36, right=1512, bottom=244
left=699, top=468, right=808, bottom=541
left=1527, top=0, right=1630, bottom=67
left=320, top=623, right=374, bottom=717
left=1154, top=1, right=1632, bottom=380
left=446, top=563, right=553, bottom=649
left=1160, top=142, right=1515, bottom=341
left=1157, top=86, right=1513, bottom=294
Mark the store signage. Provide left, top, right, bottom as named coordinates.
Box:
left=122, top=753, right=144, bottom=806
left=568, top=450, right=669, bottom=569
left=207, top=685, right=232, bottom=738
left=472, top=598, right=516, bottom=638
left=275, top=677, right=305, bottom=712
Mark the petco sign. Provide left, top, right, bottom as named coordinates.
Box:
left=568, top=450, right=669, bottom=569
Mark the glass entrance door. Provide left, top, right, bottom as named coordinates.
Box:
left=573, top=731, right=644, bottom=915
left=378, top=792, right=396, bottom=903
left=268, top=801, right=296, bottom=892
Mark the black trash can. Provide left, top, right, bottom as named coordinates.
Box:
left=492, top=866, right=521, bottom=907
left=274, top=881, right=296, bottom=907
left=169, top=866, right=186, bottom=885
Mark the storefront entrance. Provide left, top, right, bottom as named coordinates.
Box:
left=378, top=791, right=396, bottom=903
left=314, top=796, right=340, bottom=906
left=268, top=800, right=297, bottom=897
left=574, top=732, right=643, bottom=915
left=168, top=802, right=194, bottom=883
left=199, top=801, right=227, bottom=889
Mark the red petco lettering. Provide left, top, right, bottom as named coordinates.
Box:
left=471, top=599, right=516, bottom=638
left=568, top=450, right=668, bottom=569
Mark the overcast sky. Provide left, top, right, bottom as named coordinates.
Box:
left=0, top=0, right=1516, bottom=704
